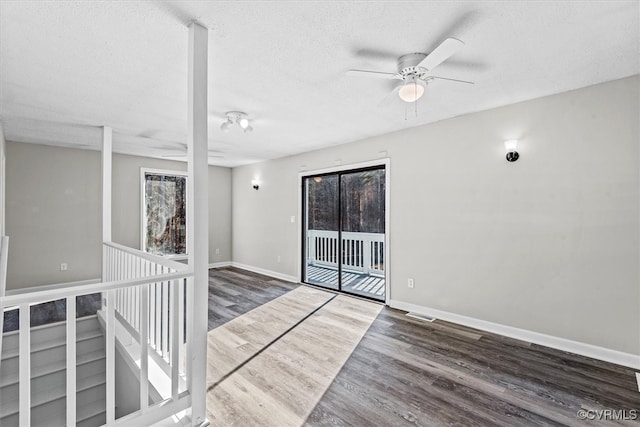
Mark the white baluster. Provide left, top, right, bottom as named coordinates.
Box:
left=178, top=277, right=186, bottom=391
left=66, top=296, right=77, bottom=426
left=171, top=279, right=179, bottom=399
left=140, top=283, right=149, bottom=412
left=18, top=303, right=30, bottom=427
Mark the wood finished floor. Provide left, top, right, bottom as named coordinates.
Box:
left=208, top=268, right=640, bottom=426
left=208, top=267, right=298, bottom=330
left=206, top=286, right=382, bottom=426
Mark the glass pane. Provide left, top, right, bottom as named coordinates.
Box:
left=303, top=174, right=339, bottom=290
left=144, top=172, right=187, bottom=256
left=340, top=169, right=386, bottom=301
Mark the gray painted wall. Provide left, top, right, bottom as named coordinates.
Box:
left=110, top=153, right=233, bottom=265
left=6, top=143, right=102, bottom=289
left=6, top=144, right=232, bottom=290
left=231, top=76, right=640, bottom=355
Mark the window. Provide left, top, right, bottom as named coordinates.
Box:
left=141, top=169, right=187, bottom=257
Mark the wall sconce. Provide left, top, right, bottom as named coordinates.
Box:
left=251, top=179, right=260, bottom=190
left=504, top=139, right=519, bottom=162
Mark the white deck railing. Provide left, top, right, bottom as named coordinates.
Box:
left=0, top=241, right=195, bottom=426
left=307, top=230, right=385, bottom=275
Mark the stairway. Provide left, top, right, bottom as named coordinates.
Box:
left=0, top=315, right=106, bottom=427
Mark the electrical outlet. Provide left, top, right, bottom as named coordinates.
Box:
left=277, top=255, right=281, bottom=263
left=60, top=263, right=68, bottom=271
left=408, top=278, right=415, bottom=288
left=215, top=248, right=220, bottom=255
left=290, top=215, right=295, bottom=223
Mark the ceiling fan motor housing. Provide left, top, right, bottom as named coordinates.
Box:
left=398, top=53, right=428, bottom=78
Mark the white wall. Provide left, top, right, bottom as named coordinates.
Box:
left=6, top=144, right=232, bottom=290
left=232, top=76, right=640, bottom=356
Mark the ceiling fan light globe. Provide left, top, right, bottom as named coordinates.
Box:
left=398, top=82, right=425, bottom=102
left=239, top=118, right=249, bottom=129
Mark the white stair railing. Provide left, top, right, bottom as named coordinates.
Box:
left=0, top=241, right=195, bottom=427
left=307, top=230, right=385, bottom=275
left=103, top=242, right=188, bottom=401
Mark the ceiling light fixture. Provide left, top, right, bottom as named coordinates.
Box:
left=398, top=77, right=426, bottom=103
left=221, top=111, right=253, bottom=133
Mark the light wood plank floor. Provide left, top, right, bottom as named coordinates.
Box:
left=208, top=267, right=299, bottom=330
left=207, top=268, right=640, bottom=426
left=206, top=286, right=382, bottom=426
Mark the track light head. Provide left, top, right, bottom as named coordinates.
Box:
left=221, top=111, right=253, bottom=133
left=220, top=120, right=232, bottom=132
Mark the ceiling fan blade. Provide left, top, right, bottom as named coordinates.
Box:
left=162, top=150, right=224, bottom=159
left=377, top=86, right=402, bottom=107
left=431, top=75, right=474, bottom=84
left=417, top=38, right=465, bottom=71
left=347, top=69, right=402, bottom=79
left=163, top=154, right=225, bottom=159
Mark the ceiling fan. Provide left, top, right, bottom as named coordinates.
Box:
left=347, top=37, right=473, bottom=103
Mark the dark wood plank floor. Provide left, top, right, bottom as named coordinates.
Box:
left=208, top=268, right=640, bottom=426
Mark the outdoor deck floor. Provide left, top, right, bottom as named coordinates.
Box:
left=305, top=264, right=385, bottom=301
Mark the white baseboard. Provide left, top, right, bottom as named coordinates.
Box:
left=389, top=299, right=640, bottom=370
left=229, top=262, right=298, bottom=283
left=208, top=261, right=232, bottom=269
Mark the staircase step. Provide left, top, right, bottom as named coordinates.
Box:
left=1, top=315, right=101, bottom=355
left=1, top=327, right=103, bottom=362
left=0, top=372, right=106, bottom=418
left=0, top=347, right=105, bottom=389
left=0, top=328, right=105, bottom=385
left=77, top=408, right=106, bottom=427
left=0, top=313, right=107, bottom=427
left=0, top=390, right=107, bottom=427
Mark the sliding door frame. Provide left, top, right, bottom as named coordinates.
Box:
left=297, top=158, right=390, bottom=304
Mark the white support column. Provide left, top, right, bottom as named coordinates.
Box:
left=186, top=22, right=209, bottom=427
left=102, top=126, right=112, bottom=243
left=0, top=122, right=6, bottom=237
left=102, top=126, right=112, bottom=282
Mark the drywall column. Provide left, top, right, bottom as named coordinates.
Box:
left=186, top=22, right=209, bottom=426
left=101, top=125, right=116, bottom=423
left=0, top=122, right=6, bottom=236
left=102, top=126, right=112, bottom=246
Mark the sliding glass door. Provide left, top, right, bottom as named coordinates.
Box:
left=302, top=166, right=386, bottom=301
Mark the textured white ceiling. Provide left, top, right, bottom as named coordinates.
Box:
left=1, top=1, right=638, bottom=167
